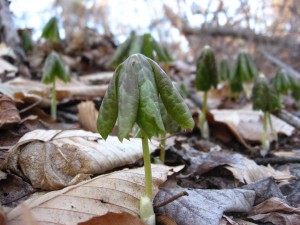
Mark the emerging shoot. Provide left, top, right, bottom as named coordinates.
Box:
left=195, top=45, right=218, bottom=139
left=97, top=54, right=194, bottom=224
left=41, top=17, right=60, bottom=42
left=230, top=52, right=258, bottom=98
left=42, top=51, right=70, bottom=120
left=252, top=74, right=281, bottom=155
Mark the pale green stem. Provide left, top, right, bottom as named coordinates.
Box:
left=202, top=91, right=208, bottom=120
left=267, top=112, right=278, bottom=142
left=141, top=130, right=152, bottom=199
left=200, top=91, right=209, bottom=139
left=262, top=112, right=269, bottom=151
left=160, top=134, right=166, bottom=164
left=51, top=81, right=57, bottom=120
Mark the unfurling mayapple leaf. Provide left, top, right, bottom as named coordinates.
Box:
left=253, top=74, right=281, bottom=113
left=97, top=53, right=194, bottom=141
left=41, top=16, right=60, bottom=42
left=273, top=70, right=292, bottom=94
left=219, top=59, right=232, bottom=81
left=195, top=45, right=218, bottom=91
left=42, top=51, right=70, bottom=84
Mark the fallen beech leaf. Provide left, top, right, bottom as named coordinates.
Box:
left=78, top=212, right=146, bottom=225
left=0, top=77, right=108, bottom=108
left=185, top=151, right=293, bottom=184
left=0, top=94, right=21, bottom=129
left=79, top=72, right=113, bottom=85
left=5, top=129, right=158, bottom=190
left=20, top=204, right=40, bottom=225
left=0, top=204, right=7, bottom=225
left=154, top=187, right=255, bottom=225
left=248, top=197, right=300, bottom=225
left=157, top=215, right=178, bottom=225
left=210, top=109, right=295, bottom=143
left=7, top=165, right=173, bottom=225
left=78, top=101, right=98, bottom=132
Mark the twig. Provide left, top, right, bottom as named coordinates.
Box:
left=255, top=156, right=300, bottom=165
left=273, top=109, right=300, bottom=130
left=153, top=191, right=189, bottom=209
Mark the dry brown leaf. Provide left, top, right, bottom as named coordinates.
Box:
left=0, top=77, right=108, bottom=108
left=78, top=101, right=98, bottom=132
left=78, top=212, right=147, bottom=225
left=0, top=204, right=7, bottom=225
left=0, top=94, right=20, bottom=129
left=186, top=151, right=293, bottom=184
left=5, top=129, right=158, bottom=190
left=211, top=109, right=295, bottom=143
left=248, top=197, right=300, bottom=225
left=20, top=204, right=41, bottom=225
left=7, top=165, right=173, bottom=225
left=154, top=187, right=255, bottom=225
left=79, top=72, right=113, bottom=85
left=157, top=215, right=178, bottom=225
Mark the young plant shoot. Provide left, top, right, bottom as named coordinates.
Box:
left=42, top=51, right=70, bottom=120
left=195, top=45, right=218, bottom=139
left=219, top=58, right=232, bottom=82
left=97, top=54, right=194, bottom=224
left=230, top=52, right=258, bottom=98
left=109, top=32, right=173, bottom=68
left=252, top=74, right=281, bottom=154
left=41, top=17, right=60, bottom=43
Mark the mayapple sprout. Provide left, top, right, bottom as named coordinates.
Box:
left=219, top=59, right=232, bottom=82
left=109, top=32, right=173, bottom=68
left=230, top=52, right=258, bottom=98
left=42, top=51, right=70, bottom=120
left=195, top=45, right=218, bottom=139
left=42, top=17, right=60, bottom=42
left=97, top=54, right=194, bottom=224
left=252, top=74, right=281, bottom=154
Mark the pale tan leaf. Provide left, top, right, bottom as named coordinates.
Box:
left=6, top=129, right=158, bottom=190
left=211, top=109, right=295, bottom=143
left=79, top=72, right=113, bottom=85
left=78, top=101, right=98, bottom=133
left=7, top=165, right=173, bottom=225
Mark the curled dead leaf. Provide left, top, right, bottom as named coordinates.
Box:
left=7, top=165, right=173, bottom=225
left=0, top=94, right=21, bottom=129
left=5, top=129, right=158, bottom=190
left=78, top=101, right=98, bottom=132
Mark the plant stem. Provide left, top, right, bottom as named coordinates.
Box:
left=51, top=81, right=57, bottom=120
left=160, top=134, right=166, bottom=164
left=267, top=112, right=278, bottom=141
left=203, top=91, right=208, bottom=119
left=141, top=130, right=152, bottom=199
left=200, top=91, right=209, bottom=139
left=262, top=112, right=269, bottom=152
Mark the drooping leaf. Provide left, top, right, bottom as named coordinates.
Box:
left=21, top=30, right=32, bottom=53
left=252, top=74, right=281, bottom=113
left=109, top=34, right=134, bottom=68
left=141, top=33, right=154, bottom=59
left=128, top=35, right=143, bottom=56
left=152, top=39, right=171, bottom=63
left=219, top=59, right=232, bottom=81
left=117, top=56, right=140, bottom=141
left=42, top=51, right=70, bottom=84
left=273, top=70, right=292, bottom=94
left=289, top=77, right=300, bottom=101
left=134, top=57, right=165, bottom=138
left=149, top=59, right=194, bottom=130
left=195, top=45, right=218, bottom=91
left=159, top=98, right=180, bottom=134
left=244, top=53, right=258, bottom=80
left=97, top=65, right=123, bottom=139
left=41, top=17, right=60, bottom=41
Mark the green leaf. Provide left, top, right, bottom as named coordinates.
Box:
left=141, top=34, right=154, bottom=59
left=117, top=56, right=140, bottom=141
left=152, top=39, right=170, bottom=63
left=252, top=74, right=281, bottom=112
left=195, top=45, right=218, bottom=91
left=109, top=34, right=134, bottom=68
left=244, top=53, right=258, bottom=80
left=128, top=35, right=143, bottom=56
left=134, top=57, right=165, bottom=138
left=219, top=59, right=232, bottom=81
left=159, top=97, right=180, bottom=133
left=149, top=58, right=194, bottom=130
left=21, top=30, right=32, bottom=53
left=41, top=17, right=60, bottom=41
left=97, top=64, right=123, bottom=139
left=42, top=51, right=70, bottom=84
left=273, top=70, right=292, bottom=94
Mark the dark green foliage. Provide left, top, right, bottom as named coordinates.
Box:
left=41, top=17, right=60, bottom=42
left=97, top=54, right=194, bottom=141
left=219, top=59, right=232, bottom=81
left=253, top=74, right=281, bottom=112
left=109, top=32, right=173, bottom=68
left=290, top=78, right=300, bottom=101
left=230, top=52, right=258, bottom=92
left=21, top=30, right=32, bottom=53
left=273, top=70, right=292, bottom=94
left=42, top=51, right=70, bottom=84
left=195, top=45, right=218, bottom=91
